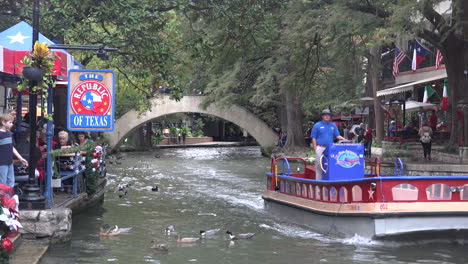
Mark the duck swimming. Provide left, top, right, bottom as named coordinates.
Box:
left=151, top=240, right=169, bottom=252
left=226, top=230, right=255, bottom=240
left=200, top=229, right=220, bottom=237
left=165, top=225, right=177, bottom=235
left=99, top=225, right=132, bottom=236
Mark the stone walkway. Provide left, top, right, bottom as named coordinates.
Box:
left=10, top=240, right=48, bottom=264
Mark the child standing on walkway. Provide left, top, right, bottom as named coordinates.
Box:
left=0, top=114, right=28, bottom=187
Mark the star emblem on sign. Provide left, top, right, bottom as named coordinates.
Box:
left=80, top=91, right=95, bottom=110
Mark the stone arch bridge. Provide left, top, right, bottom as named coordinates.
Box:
left=105, top=95, right=278, bottom=151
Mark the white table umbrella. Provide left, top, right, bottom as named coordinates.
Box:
left=405, top=101, right=435, bottom=112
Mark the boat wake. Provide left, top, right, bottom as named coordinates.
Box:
left=259, top=223, right=331, bottom=241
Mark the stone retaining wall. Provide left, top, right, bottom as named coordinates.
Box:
left=382, top=141, right=461, bottom=163
left=20, top=208, right=72, bottom=242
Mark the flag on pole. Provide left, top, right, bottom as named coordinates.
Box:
left=412, top=41, right=429, bottom=71
left=422, top=85, right=436, bottom=103
left=435, top=49, right=444, bottom=69
left=441, top=80, right=450, bottom=111
left=392, top=46, right=407, bottom=77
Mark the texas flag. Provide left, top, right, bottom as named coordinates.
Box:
left=0, top=21, right=76, bottom=76
left=412, top=41, right=429, bottom=71
left=0, top=46, right=15, bottom=74
left=80, top=91, right=103, bottom=112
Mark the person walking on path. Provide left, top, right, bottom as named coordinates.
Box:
left=311, top=109, right=349, bottom=180
left=0, top=114, right=28, bottom=187
left=364, top=126, right=373, bottom=158
left=419, top=123, right=433, bottom=161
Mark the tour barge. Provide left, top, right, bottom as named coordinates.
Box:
left=263, top=143, right=468, bottom=240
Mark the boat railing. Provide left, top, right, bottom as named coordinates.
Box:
left=364, top=157, right=381, bottom=177
left=54, top=151, right=85, bottom=198
left=266, top=157, right=468, bottom=204
left=394, top=158, right=405, bottom=176
left=268, top=157, right=309, bottom=190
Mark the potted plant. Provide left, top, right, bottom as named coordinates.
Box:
left=18, top=41, right=57, bottom=119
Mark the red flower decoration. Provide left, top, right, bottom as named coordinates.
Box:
left=1, top=238, right=13, bottom=253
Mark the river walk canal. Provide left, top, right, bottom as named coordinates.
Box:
left=41, top=146, right=467, bottom=263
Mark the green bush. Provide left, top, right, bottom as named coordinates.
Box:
left=151, top=134, right=163, bottom=145
left=441, top=143, right=458, bottom=154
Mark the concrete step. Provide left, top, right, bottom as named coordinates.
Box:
left=7, top=233, right=22, bottom=255
left=10, top=240, right=48, bottom=264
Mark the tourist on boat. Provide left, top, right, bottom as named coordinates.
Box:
left=311, top=109, right=349, bottom=180
left=419, top=123, right=433, bottom=161
left=0, top=114, right=28, bottom=187
left=54, top=131, right=74, bottom=150
left=76, top=131, right=93, bottom=146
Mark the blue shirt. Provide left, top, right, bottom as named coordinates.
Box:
left=311, top=121, right=340, bottom=146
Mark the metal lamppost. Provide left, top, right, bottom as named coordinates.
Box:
left=19, top=0, right=46, bottom=209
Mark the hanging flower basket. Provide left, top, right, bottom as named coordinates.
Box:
left=22, top=67, right=46, bottom=81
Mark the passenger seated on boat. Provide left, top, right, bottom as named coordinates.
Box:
left=311, top=109, right=349, bottom=180
left=75, top=131, right=93, bottom=146
left=37, top=128, right=56, bottom=181
left=54, top=131, right=74, bottom=150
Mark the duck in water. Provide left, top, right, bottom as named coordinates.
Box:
left=226, top=230, right=255, bottom=240
left=199, top=229, right=220, bottom=238
left=99, top=225, right=132, bottom=236
left=165, top=225, right=178, bottom=236
left=151, top=240, right=169, bottom=252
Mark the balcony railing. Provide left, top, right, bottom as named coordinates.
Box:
left=382, top=46, right=442, bottom=82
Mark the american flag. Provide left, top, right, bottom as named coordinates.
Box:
left=435, top=49, right=444, bottom=69
left=392, top=46, right=407, bottom=77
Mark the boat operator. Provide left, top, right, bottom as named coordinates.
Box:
left=311, top=109, right=349, bottom=180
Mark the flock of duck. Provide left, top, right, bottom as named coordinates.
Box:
left=151, top=225, right=256, bottom=252
left=110, top=183, right=255, bottom=253
left=99, top=224, right=255, bottom=253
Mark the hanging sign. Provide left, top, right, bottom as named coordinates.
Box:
left=355, top=107, right=369, bottom=115
left=67, top=69, right=116, bottom=132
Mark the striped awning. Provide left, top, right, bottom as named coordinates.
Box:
left=377, top=73, right=447, bottom=97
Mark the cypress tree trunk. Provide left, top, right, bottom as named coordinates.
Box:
left=369, top=46, right=384, bottom=144
left=283, top=90, right=308, bottom=151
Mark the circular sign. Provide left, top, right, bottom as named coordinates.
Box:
left=70, top=80, right=112, bottom=115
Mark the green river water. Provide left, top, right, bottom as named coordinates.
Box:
left=41, top=147, right=468, bottom=264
